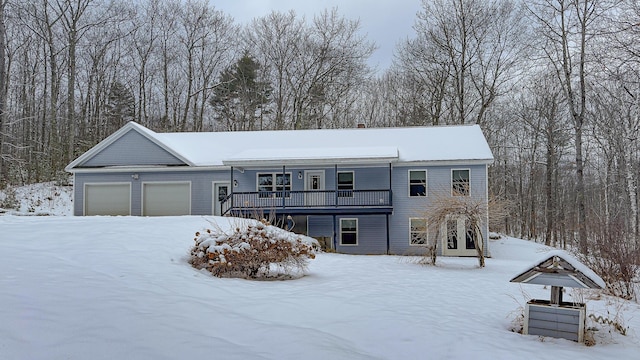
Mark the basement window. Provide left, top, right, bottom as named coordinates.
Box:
left=340, top=218, right=358, bottom=246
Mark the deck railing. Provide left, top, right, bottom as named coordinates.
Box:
left=221, top=189, right=392, bottom=215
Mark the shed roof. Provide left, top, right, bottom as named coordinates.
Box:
left=66, top=122, right=494, bottom=170
left=510, top=250, right=605, bottom=289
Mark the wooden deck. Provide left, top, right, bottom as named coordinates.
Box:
left=221, top=189, right=393, bottom=216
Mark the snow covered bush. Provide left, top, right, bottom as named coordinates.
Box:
left=190, top=219, right=318, bottom=280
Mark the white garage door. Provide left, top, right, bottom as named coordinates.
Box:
left=84, top=183, right=131, bottom=216
left=142, top=182, right=191, bottom=216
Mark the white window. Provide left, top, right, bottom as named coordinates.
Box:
left=409, top=218, right=428, bottom=246
left=452, top=169, right=470, bottom=196
left=337, top=171, right=354, bottom=197
left=409, top=170, right=427, bottom=197
left=340, top=218, right=358, bottom=246
left=257, top=173, right=291, bottom=198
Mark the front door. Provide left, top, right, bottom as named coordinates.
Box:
left=442, top=216, right=478, bottom=256
left=304, top=170, right=325, bottom=206
left=213, top=182, right=230, bottom=216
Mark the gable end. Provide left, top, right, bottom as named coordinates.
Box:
left=66, top=122, right=192, bottom=171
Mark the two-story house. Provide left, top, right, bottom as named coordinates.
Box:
left=65, top=122, right=494, bottom=256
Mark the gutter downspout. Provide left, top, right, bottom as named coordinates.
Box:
left=230, top=166, right=234, bottom=214
left=389, top=163, right=393, bottom=206
left=387, top=163, right=392, bottom=254
left=282, top=165, right=286, bottom=210
left=386, top=214, right=390, bottom=254
left=335, top=164, right=338, bottom=207
left=333, top=214, right=337, bottom=250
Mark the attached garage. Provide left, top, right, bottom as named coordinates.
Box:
left=142, top=182, right=191, bottom=216
left=84, top=183, right=131, bottom=216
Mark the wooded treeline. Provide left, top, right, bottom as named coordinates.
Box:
left=0, top=0, right=638, bottom=258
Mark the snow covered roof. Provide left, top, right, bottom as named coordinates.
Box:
left=66, top=122, right=494, bottom=170
left=510, top=250, right=606, bottom=289
left=221, top=146, right=400, bottom=166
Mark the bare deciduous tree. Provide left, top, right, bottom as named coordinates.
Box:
left=398, top=0, right=527, bottom=126
left=424, top=194, right=488, bottom=268
left=526, top=0, right=612, bottom=254
left=0, top=0, right=6, bottom=186
left=244, top=9, right=373, bottom=130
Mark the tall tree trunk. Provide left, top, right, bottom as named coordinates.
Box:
left=544, top=125, right=556, bottom=246
left=626, top=132, right=638, bottom=244
left=557, top=0, right=590, bottom=254
left=67, top=29, right=76, bottom=163
left=0, top=0, right=6, bottom=186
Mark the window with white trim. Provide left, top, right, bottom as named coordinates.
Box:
left=452, top=169, right=470, bottom=196
left=340, top=218, right=358, bottom=245
left=409, top=170, right=427, bottom=197
left=409, top=218, right=428, bottom=246
left=257, top=173, right=291, bottom=198
left=337, top=171, right=354, bottom=197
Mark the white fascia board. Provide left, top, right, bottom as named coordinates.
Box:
left=69, top=165, right=230, bottom=174
left=222, top=156, right=399, bottom=167
left=520, top=272, right=541, bottom=284
left=398, top=159, right=494, bottom=167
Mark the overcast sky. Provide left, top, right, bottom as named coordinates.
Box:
left=214, top=0, right=423, bottom=72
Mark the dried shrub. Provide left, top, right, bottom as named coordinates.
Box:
left=423, top=192, right=488, bottom=267
left=190, top=219, right=318, bottom=280
left=578, top=224, right=639, bottom=301
left=507, top=287, right=532, bottom=334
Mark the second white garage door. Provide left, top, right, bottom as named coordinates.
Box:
left=142, top=182, right=191, bottom=216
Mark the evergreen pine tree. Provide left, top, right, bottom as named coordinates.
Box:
left=210, top=52, right=271, bottom=131
left=105, top=81, right=135, bottom=132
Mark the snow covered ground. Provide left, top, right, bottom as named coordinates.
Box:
left=0, top=182, right=72, bottom=216
left=0, top=183, right=639, bottom=359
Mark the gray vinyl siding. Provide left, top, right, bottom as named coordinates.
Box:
left=388, top=164, right=489, bottom=256
left=349, top=167, right=390, bottom=189
left=232, top=166, right=391, bottom=192
left=336, top=215, right=387, bottom=255
left=81, top=130, right=186, bottom=167
left=73, top=162, right=489, bottom=258
left=308, top=215, right=333, bottom=237
left=307, top=214, right=387, bottom=254
left=74, top=170, right=230, bottom=216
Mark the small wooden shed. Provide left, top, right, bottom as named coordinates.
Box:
left=510, top=250, right=605, bottom=343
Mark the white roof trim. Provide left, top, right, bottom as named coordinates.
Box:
left=69, top=165, right=231, bottom=174
left=65, top=122, right=195, bottom=171
left=399, top=159, right=494, bottom=166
